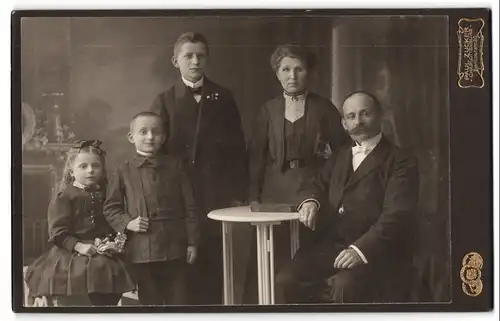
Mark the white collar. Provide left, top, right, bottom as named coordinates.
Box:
left=283, top=91, right=307, bottom=102
left=73, top=181, right=98, bottom=190
left=136, top=150, right=155, bottom=157
left=182, top=76, right=204, bottom=89
left=354, top=133, right=383, bottom=150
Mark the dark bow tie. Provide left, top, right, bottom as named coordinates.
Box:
left=144, top=157, right=160, bottom=167
left=189, top=86, right=203, bottom=95
left=135, top=155, right=161, bottom=168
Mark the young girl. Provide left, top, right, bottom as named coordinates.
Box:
left=24, top=140, right=135, bottom=306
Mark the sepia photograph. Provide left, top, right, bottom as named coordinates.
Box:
left=11, top=9, right=493, bottom=312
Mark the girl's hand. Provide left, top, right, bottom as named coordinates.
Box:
left=186, top=245, right=197, bottom=264
left=74, top=242, right=97, bottom=256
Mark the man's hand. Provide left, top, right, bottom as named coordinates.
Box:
left=298, top=201, right=318, bottom=230
left=333, top=248, right=363, bottom=269
left=126, top=217, right=149, bottom=233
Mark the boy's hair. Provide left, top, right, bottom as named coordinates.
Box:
left=173, top=32, right=210, bottom=58
left=270, top=44, right=316, bottom=72
left=130, top=111, right=164, bottom=131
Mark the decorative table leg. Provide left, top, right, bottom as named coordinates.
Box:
left=269, top=224, right=275, bottom=304
left=255, top=223, right=277, bottom=305
left=255, top=224, right=267, bottom=304
left=290, top=220, right=300, bottom=258
left=222, top=221, right=234, bottom=305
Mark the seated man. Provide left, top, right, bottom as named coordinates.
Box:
left=276, top=91, right=419, bottom=303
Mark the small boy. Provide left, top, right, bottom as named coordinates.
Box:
left=150, top=32, right=247, bottom=305
left=104, top=111, right=199, bottom=306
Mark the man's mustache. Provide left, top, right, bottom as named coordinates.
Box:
left=349, top=126, right=369, bottom=135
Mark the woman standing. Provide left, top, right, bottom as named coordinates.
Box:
left=244, top=45, right=348, bottom=303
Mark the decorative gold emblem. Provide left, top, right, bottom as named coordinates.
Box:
left=457, top=18, right=485, bottom=88
left=460, top=252, right=483, bottom=296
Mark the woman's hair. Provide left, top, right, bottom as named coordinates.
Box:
left=270, top=44, right=316, bottom=72
left=56, top=144, right=107, bottom=195
left=173, top=32, right=210, bottom=58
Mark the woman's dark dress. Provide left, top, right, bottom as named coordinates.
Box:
left=244, top=93, right=347, bottom=303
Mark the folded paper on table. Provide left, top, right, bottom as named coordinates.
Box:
left=250, top=202, right=298, bottom=213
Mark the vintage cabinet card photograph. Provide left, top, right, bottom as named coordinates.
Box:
left=11, top=8, right=493, bottom=313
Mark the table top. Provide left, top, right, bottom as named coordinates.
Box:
left=207, top=206, right=299, bottom=223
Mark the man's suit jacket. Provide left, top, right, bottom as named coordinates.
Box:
left=299, top=136, right=419, bottom=265
left=249, top=92, right=347, bottom=203
left=151, top=78, right=247, bottom=235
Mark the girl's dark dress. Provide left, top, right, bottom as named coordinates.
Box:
left=25, top=185, right=135, bottom=298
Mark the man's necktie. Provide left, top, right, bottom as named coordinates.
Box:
left=352, top=145, right=368, bottom=156
left=190, top=87, right=203, bottom=95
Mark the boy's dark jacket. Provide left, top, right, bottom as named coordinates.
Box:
left=104, top=154, right=199, bottom=263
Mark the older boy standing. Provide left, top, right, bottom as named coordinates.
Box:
left=151, top=32, right=247, bottom=305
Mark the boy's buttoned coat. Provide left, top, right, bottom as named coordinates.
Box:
left=104, top=155, right=199, bottom=263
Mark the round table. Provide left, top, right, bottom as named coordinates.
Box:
left=208, top=206, right=300, bottom=305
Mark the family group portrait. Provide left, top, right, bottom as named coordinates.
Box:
left=17, top=12, right=452, bottom=308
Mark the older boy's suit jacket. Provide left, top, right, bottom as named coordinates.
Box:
left=150, top=78, right=247, bottom=237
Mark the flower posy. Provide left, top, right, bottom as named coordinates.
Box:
left=114, top=233, right=127, bottom=252
left=94, top=233, right=127, bottom=256
left=316, top=142, right=332, bottom=159
left=206, top=92, right=220, bottom=100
